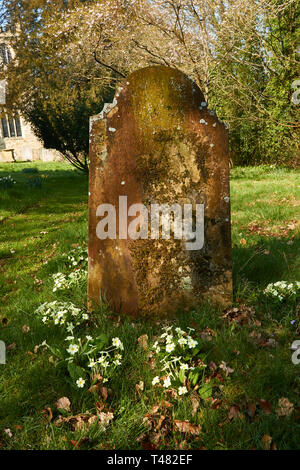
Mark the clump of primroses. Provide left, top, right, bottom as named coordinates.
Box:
left=150, top=326, right=209, bottom=397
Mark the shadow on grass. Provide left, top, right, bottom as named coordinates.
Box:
left=233, top=235, right=299, bottom=289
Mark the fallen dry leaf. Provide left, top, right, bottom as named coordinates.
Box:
left=42, top=407, right=53, bottom=423
left=191, top=395, right=200, bottom=416
left=136, top=381, right=144, bottom=394
left=223, top=304, right=255, bottom=325
left=4, top=428, right=13, bottom=438
left=155, top=415, right=166, bottom=431
left=55, top=412, right=113, bottom=431
left=179, top=440, right=188, bottom=450
left=219, top=361, right=234, bottom=376
left=99, top=387, right=108, bottom=401
left=149, top=405, right=160, bottom=415
left=174, top=420, right=202, bottom=435
left=228, top=404, right=242, bottom=420
left=98, top=412, right=114, bottom=426
left=22, top=325, right=30, bottom=334
left=141, top=438, right=158, bottom=450
left=259, top=399, right=272, bottom=415
left=56, top=397, right=71, bottom=412
left=160, top=400, right=173, bottom=409
left=247, top=403, right=257, bottom=418
left=137, top=334, right=148, bottom=351
left=276, top=398, right=294, bottom=417
left=240, top=238, right=247, bottom=245
left=261, top=434, right=272, bottom=450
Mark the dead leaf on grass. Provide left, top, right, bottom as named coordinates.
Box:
left=261, top=434, right=272, bottom=450
left=174, top=420, right=202, bottom=435
left=276, top=398, right=294, bottom=417
left=247, top=403, right=257, bottom=418
left=137, top=335, right=148, bottom=350
left=55, top=397, right=71, bottom=412
left=228, top=404, right=242, bottom=420
left=259, top=399, right=272, bottom=415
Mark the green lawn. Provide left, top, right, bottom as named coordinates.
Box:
left=0, top=161, right=299, bottom=450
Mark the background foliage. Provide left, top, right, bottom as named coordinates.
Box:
left=1, top=0, right=299, bottom=170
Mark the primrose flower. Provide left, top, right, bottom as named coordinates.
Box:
left=67, top=344, right=79, bottom=355
left=175, top=327, right=185, bottom=335
left=178, top=337, right=187, bottom=346
left=163, top=376, right=171, bottom=388
left=187, top=338, right=198, bottom=349
left=152, top=376, right=160, bottom=386
left=66, top=323, right=74, bottom=332
left=112, top=337, right=124, bottom=350
left=178, top=386, right=188, bottom=396
left=76, top=378, right=86, bottom=388
left=65, top=336, right=74, bottom=342
left=166, top=343, right=176, bottom=353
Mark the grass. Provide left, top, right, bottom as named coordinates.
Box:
left=0, top=161, right=299, bottom=450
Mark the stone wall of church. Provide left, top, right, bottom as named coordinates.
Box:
left=0, top=28, right=64, bottom=164
left=0, top=114, right=63, bottom=163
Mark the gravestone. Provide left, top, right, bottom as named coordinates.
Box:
left=88, top=66, right=232, bottom=316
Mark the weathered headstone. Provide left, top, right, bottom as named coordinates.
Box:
left=88, top=66, right=232, bottom=316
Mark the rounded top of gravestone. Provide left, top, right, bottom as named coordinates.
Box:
left=121, top=66, right=206, bottom=135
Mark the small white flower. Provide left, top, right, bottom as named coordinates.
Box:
left=112, top=337, right=124, bottom=350
left=188, top=339, right=198, bottom=349
left=65, top=336, right=74, bottom=342
left=163, top=376, right=171, bottom=388
left=178, top=386, right=188, bottom=396
left=86, top=335, right=93, bottom=342
left=166, top=343, right=175, bottom=353
left=152, top=376, right=160, bottom=386
left=178, top=337, right=187, bottom=346
left=180, top=363, right=189, bottom=371
left=166, top=335, right=173, bottom=344
left=76, top=378, right=85, bottom=388
left=175, top=327, right=185, bottom=335
left=67, top=344, right=79, bottom=355
left=88, top=360, right=97, bottom=368
left=66, top=323, right=74, bottom=332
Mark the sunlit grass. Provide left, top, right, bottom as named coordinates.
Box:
left=0, top=162, right=299, bottom=450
